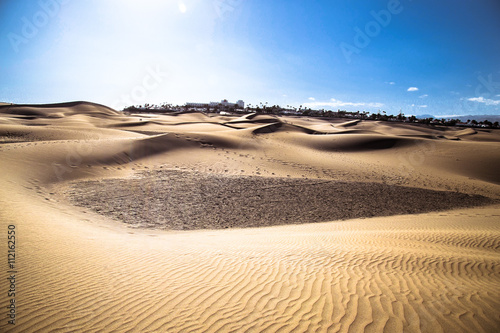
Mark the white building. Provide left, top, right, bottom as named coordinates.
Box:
left=211, top=99, right=245, bottom=108
left=187, top=99, right=244, bottom=109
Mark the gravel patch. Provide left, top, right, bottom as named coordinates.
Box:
left=66, top=170, right=495, bottom=230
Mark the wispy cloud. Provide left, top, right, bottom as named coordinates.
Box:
left=308, top=97, right=315, bottom=101
left=467, top=96, right=500, bottom=105
left=385, top=81, right=395, bottom=85
left=407, top=87, right=419, bottom=92
left=304, top=98, right=384, bottom=109
left=419, top=94, right=428, bottom=98
left=411, top=104, right=428, bottom=108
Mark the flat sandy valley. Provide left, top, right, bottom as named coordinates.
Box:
left=1, top=102, right=500, bottom=332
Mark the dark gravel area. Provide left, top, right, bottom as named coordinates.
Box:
left=66, top=170, right=495, bottom=230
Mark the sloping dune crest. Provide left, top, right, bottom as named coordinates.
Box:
left=0, top=101, right=120, bottom=117
left=1, top=102, right=499, bottom=332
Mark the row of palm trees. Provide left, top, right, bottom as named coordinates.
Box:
left=121, top=102, right=499, bottom=128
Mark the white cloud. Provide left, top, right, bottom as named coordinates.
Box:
left=419, top=105, right=428, bottom=108
left=419, top=94, right=428, bottom=98
left=308, top=97, right=315, bottom=101
left=407, top=87, right=419, bottom=92
left=467, top=96, right=500, bottom=105
left=385, top=81, right=395, bottom=85
left=304, top=98, right=384, bottom=109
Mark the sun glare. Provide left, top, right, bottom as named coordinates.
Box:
left=178, top=2, right=187, bottom=13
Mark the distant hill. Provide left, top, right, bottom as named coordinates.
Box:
left=418, top=114, right=500, bottom=123
left=416, top=114, right=435, bottom=119
left=449, top=115, right=500, bottom=123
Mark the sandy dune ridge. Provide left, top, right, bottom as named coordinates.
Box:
left=1, top=102, right=499, bottom=332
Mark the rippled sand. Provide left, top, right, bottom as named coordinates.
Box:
left=1, top=102, right=499, bottom=332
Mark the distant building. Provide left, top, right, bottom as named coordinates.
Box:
left=185, top=102, right=209, bottom=108
left=186, top=99, right=244, bottom=110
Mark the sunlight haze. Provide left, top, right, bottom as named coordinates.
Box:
left=1, top=0, right=499, bottom=116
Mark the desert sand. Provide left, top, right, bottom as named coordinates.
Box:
left=1, top=101, right=499, bottom=332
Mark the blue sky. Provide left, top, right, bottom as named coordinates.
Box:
left=1, top=0, right=500, bottom=116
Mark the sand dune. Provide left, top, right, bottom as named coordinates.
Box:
left=1, top=102, right=499, bottom=332
left=0, top=101, right=120, bottom=117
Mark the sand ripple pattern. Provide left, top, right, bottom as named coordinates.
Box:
left=2, top=202, right=500, bottom=332
left=1, top=104, right=500, bottom=332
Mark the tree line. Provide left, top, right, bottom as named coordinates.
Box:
left=122, top=103, right=500, bottom=129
